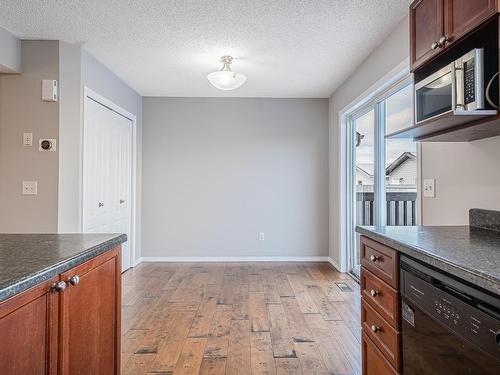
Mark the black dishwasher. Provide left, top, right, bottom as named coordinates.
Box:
left=401, top=255, right=500, bottom=374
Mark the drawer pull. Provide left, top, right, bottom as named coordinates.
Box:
left=370, top=289, right=380, bottom=297
left=51, top=281, right=67, bottom=292
left=68, top=275, right=80, bottom=286
left=370, top=254, right=380, bottom=262
left=371, top=325, right=381, bottom=333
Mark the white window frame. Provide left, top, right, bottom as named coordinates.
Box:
left=337, top=60, right=422, bottom=274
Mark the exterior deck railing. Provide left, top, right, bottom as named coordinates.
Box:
left=356, top=191, right=417, bottom=226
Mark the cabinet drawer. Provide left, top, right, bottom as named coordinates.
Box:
left=362, top=299, right=401, bottom=371
left=362, top=331, right=399, bottom=375
left=361, top=267, right=400, bottom=329
left=360, top=236, right=399, bottom=288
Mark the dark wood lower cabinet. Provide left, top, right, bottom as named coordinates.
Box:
left=0, top=276, right=59, bottom=375
left=0, top=246, right=121, bottom=375
left=362, top=332, right=398, bottom=375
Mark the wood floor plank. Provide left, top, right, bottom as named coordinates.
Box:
left=173, top=338, right=207, bottom=375
left=199, top=357, right=226, bottom=375
left=280, top=297, right=315, bottom=343
left=329, top=320, right=361, bottom=375
left=305, top=266, right=344, bottom=302
left=249, top=291, right=270, bottom=332
left=294, top=342, right=329, bottom=375
left=249, top=273, right=264, bottom=292
left=305, top=314, right=354, bottom=375
left=306, top=285, right=342, bottom=321
left=262, top=268, right=281, bottom=304
left=274, top=272, right=295, bottom=297
left=275, top=358, right=303, bottom=375
left=149, top=310, right=196, bottom=373
left=268, top=303, right=295, bottom=358
left=232, top=282, right=249, bottom=320
left=226, top=320, right=251, bottom=375
left=204, top=305, right=232, bottom=358
left=188, top=296, right=218, bottom=338
left=287, top=274, right=319, bottom=314
left=250, top=332, right=277, bottom=375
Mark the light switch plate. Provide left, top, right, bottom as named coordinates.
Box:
left=23, top=133, right=33, bottom=146
left=423, top=179, right=435, bottom=198
left=22, top=181, right=37, bottom=195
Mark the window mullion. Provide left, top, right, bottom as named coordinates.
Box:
left=374, top=101, right=386, bottom=226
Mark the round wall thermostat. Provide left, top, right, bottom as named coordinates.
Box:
left=39, top=138, right=56, bottom=152
left=41, top=140, right=52, bottom=150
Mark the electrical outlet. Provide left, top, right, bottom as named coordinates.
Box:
left=23, top=133, right=33, bottom=146
left=423, top=179, right=435, bottom=198
left=259, top=232, right=265, bottom=241
left=22, top=181, right=37, bottom=195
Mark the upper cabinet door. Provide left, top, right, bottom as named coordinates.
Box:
left=410, top=0, right=445, bottom=70
left=445, top=0, right=497, bottom=43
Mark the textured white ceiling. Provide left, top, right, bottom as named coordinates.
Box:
left=0, top=1, right=409, bottom=97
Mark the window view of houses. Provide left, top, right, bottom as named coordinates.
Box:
left=355, top=83, right=417, bottom=226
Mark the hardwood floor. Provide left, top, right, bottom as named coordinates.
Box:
left=121, top=262, right=361, bottom=375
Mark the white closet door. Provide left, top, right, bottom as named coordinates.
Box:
left=83, top=97, right=133, bottom=272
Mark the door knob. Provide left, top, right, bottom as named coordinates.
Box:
left=68, top=275, right=80, bottom=286
left=370, top=289, right=380, bottom=297
left=371, top=325, right=381, bottom=333
left=98, top=202, right=104, bottom=207
left=370, top=254, right=379, bottom=262
left=431, top=41, right=439, bottom=50
left=51, top=281, right=67, bottom=292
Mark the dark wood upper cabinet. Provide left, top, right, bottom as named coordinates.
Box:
left=0, top=277, right=59, bottom=375
left=445, top=0, right=497, bottom=43
left=410, top=0, right=445, bottom=70
left=410, top=0, right=498, bottom=71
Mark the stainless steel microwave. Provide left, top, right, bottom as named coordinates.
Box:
left=415, top=48, right=484, bottom=124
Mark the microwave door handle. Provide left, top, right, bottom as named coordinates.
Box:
left=453, top=62, right=465, bottom=111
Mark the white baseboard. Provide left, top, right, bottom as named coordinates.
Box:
left=136, top=256, right=330, bottom=264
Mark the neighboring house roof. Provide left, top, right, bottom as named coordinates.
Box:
left=386, top=152, right=416, bottom=175
left=355, top=152, right=416, bottom=177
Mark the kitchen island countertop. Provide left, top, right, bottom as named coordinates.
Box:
left=0, top=233, right=127, bottom=302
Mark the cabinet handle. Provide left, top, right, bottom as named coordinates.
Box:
left=51, top=281, right=67, bottom=292
left=438, top=35, right=449, bottom=47
left=119, top=199, right=125, bottom=204
left=68, top=275, right=80, bottom=286
left=370, top=289, right=380, bottom=297
left=371, top=325, right=381, bottom=333
left=431, top=41, right=439, bottom=50
left=370, top=254, right=379, bottom=262
left=98, top=202, right=104, bottom=207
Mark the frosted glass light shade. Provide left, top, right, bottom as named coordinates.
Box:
left=207, top=70, right=247, bottom=90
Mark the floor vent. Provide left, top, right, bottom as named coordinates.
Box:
left=335, top=282, right=352, bottom=292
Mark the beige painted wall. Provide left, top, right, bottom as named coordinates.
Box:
left=0, top=41, right=59, bottom=232
left=421, top=139, right=500, bottom=224
left=142, top=98, right=329, bottom=258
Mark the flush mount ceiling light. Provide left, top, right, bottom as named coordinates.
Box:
left=207, top=55, right=247, bottom=90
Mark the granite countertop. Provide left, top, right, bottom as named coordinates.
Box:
left=0, top=233, right=127, bottom=302
left=356, top=225, right=500, bottom=296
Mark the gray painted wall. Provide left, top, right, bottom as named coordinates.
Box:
left=0, top=26, right=21, bottom=73
left=142, top=98, right=329, bottom=258
left=0, top=41, right=59, bottom=232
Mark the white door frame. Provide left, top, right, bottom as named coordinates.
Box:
left=82, top=86, right=138, bottom=269
left=336, top=59, right=422, bottom=274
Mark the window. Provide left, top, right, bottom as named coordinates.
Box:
left=346, top=75, right=418, bottom=278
